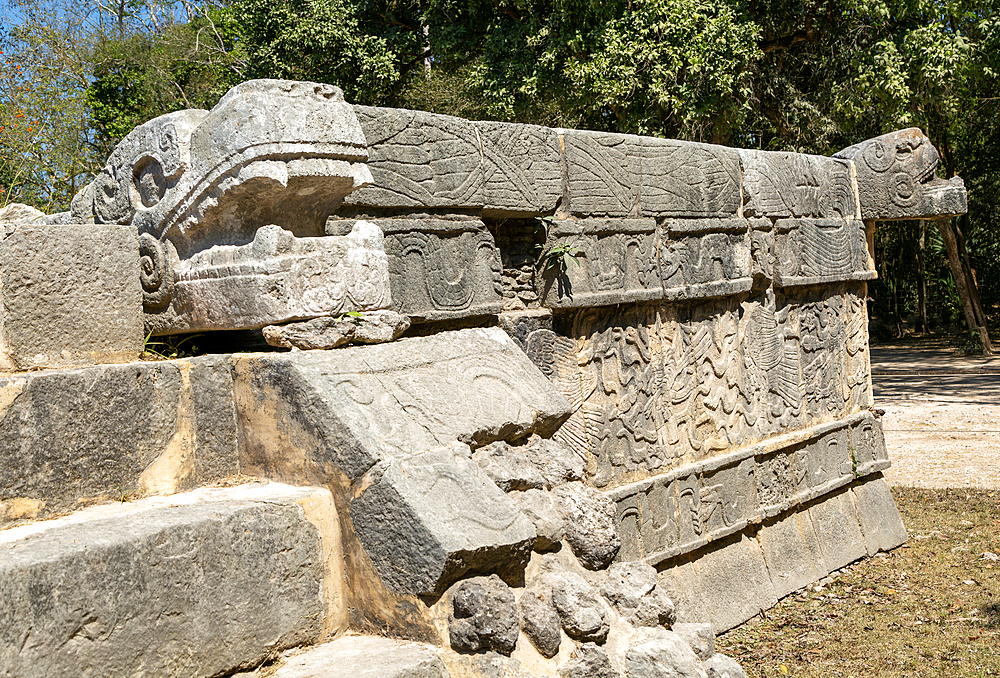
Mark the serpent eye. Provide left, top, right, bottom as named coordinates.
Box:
left=133, top=155, right=167, bottom=208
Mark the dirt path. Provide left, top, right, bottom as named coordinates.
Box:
left=871, top=338, right=1000, bottom=489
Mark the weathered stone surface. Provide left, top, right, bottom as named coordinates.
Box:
left=449, top=575, right=520, bottom=655
left=559, top=643, right=619, bottom=678
left=514, top=490, right=566, bottom=550
left=544, top=571, right=610, bottom=643
left=671, top=623, right=714, bottom=661
left=538, top=218, right=661, bottom=309
left=270, top=636, right=451, bottom=678
left=641, top=138, right=741, bottom=217
left=376, top=218, right=503, bottom=322
left=659, top=219, right=753, bottom=301
left=773, top=218, right=873, bottom=287
left=553, top=482, right=621, bottom=570
left=447, top=651, right=523, bottom=678
left=149, top=221, right=392, bottom=334
left=600, top=562, right=676, bottom=628
left=72, top=80, right=372, bottom=333
left=476, top=121, right=563, bottom=216
left=473, top=437, right=584, bottom=493
left=0, top=355, right=239, bottom=526
left=0, top=484, right=330, bottom=678
left=235, top=327, right=572, bottom=482
left=0, top=223, right=142, bottom=371
left=703, top=654, right=748, bottom=678
left=625, top=632, right=708, bottom=678
left=518, top=587, right=562, bottom=658
left=756, top=510, right=827, bottom=599
left=852, top=475, right=908, bottom=555
left=351, top=444, right=536, bottom=596
left=565, top=131, right=642, bottom=217
left=262, top=309, right=410, bottom=350
left=739, top=150, right=857, bottom=220
left=347, top=106, right=484, bottom=209
left=0, top=203, right=45, bottom=223
left=810, top=486, right=868, bottom=572
left=834, top=127, right=967, bottom=221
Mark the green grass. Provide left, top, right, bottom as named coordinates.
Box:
left=718, top=487, right=1000, bottom=677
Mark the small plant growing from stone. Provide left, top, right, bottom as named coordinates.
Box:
left=143, top=331, right=202, bottom=360
left=542, top=243, right=584, bottom=273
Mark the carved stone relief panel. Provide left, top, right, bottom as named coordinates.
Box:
left=538, top=218, right=661, bottom=309
left=739, top=151, right=857, bottom=220
left=476, top=122, right=563, bottom=216
left=774, top=218, right=874, bottom=287
left=376, top=218, right=503, bottom=322
left=346, top=107, right=485, bottom=209
left=640, top=138, right=741, bottom=217
left=659, top=218, right=753, bottom=301
left=749, top=218, right=774, bottom=289
left=564, top=131, right=642, bottom=217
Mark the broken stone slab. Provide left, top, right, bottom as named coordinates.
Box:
left=658, top=218, right=753, bottom=301
left=600, top=562, right=675, bottom=629
left=773, top=218, right=874, bottom=288
left=671, top=623, right=714, bottom=661
left=72, top=80, right=374, bottom=332
left=513, top=489, right=566, bottom=551
left=270, top=636, right=451, bottom=678
left=559, top=643, right=619, bottom=678
left=0, top=222, right=143, bottom=371
left=834, top=128, right=967, bottom=221
left=0, top=483, right=335, bottom=678
left=449, top=575, right=520, bottom=655
left=235, top=326, right=572, bottom=482
left=739, top=150, right=858, bottom=220
left=537, top=218, right=662, bottom=309
left=0, top=203, right=45, bottom=223
left=351, top=443, right=536, bottom=596
left=625, top=631, right=708, bottom=678
left=0, top=354, right=239, bottom=526
left=145, top=220, right=392, bottom=335
left=375, top=218, right=504, bottom=322
left=262, top=309, right=410, bottom=350
left=472, top=437, right=585, bottom=493
left=543, top=570, right=611, bottom=643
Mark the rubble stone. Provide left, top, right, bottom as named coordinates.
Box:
left=553, top=483, right=621, bottom=570
left=449, top=575, right=520, bottom=655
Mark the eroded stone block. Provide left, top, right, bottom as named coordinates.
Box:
left=538, top=218, right=661, bottom=308
left=773, top=218, right=873, bottom=287
left=351, top=444, right=536, bottom=596
left=347, top=106, right=484, bottom=209
left=565, top=131, right=642, bottom=216
left=756, top=510, right=827, bottom=599
left=852, top=475, right=908, bottom=555
left=477, top=121, right=563, bottom=215
left=377, top=218, right=503, bottom=322
left=659, top=219, right=752, bottom=301
left=739, top=150, right=857, bottom=220
left=0, top=484, right=330, bottom=678
left=0, top=223, right=142, bottom=371
left=270, top=636, right=451, bottom=678
left=641, top=138, right=741, bottom=217
left=808, top=487, right=867, bottom=571
left=0, top=356, right=239, bottom=526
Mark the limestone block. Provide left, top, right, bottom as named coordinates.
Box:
left=514, top=490, right=566, bottom=550
left=600, top=561, right=675, bottom=628
left=346, top=106, right=485, bottom=209
left=0, top=484, right=331, bottom=678
left=808, top=487, right=868, bottom=571
left=263, top=310, right=410, bottom=350
left=448, top=575, right=520, bottom=654
left=519, top=587, right=562, bottom=658
left=376, top=218, right=503, bottom=322
left=476, top=121, right=563, bottom=215
left=834, top=128, right=967, bottom=221
left=625, top=631, right=707, bottom=678
left=0, top=203, right=45, bottom=223
left=773, top=218, right=874, bottom=288
left=672, top=623, right=714, bottom=661
left=0, top=223, right=142, bottom=371
left=739, top=150, right=857, bottom=219
left=553, top=482, right=622, bottom=570
left=851, top=475, right=908, bottom=555
left=704, top=654, right=748, bottom=678
left=234, top=327, right=572, bottom=484
left=543, top=571, right=610, bottom=643
left=0, top=355, right=239, bottom=526
left=640, top=138, right=741, bottom=217
left=756, top=510, right=828, bottom=599
left=351, top=444, right=536, bottom=596
left=749, top=219, right=774, bottom=287
left=560, top=643, right=619, bottom=678
left=270, top=636, right=451, bottom=678
left=565, top=131, right=642, bottom=216
left=537, top=218, right=662, bottom=309
left=659, top=218, right=753, bottom=301
left=148, top=221, right=392, bottom=334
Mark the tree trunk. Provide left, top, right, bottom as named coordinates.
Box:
left=917, top=221, right=928, bottom=334
left=955, top=214, right=990, bottom=330
left=937, top=218, right=994, bottom=354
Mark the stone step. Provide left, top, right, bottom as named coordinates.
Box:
left=269, top=636, right=450, bottom=678
left=0, top=482, right=343, bottom=678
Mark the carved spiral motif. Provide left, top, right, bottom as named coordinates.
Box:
left=890, top=172, right=920, bottom=208
left=862, top=139, right=896, bottom=174
left=138, top=233, right=173, bottom=310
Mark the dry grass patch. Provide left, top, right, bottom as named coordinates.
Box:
left=717, top=487, right=1000, bottom=677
